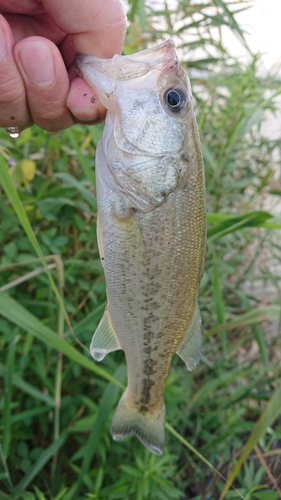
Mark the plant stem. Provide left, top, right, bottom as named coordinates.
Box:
left=51, top=256, right=65, bottom=480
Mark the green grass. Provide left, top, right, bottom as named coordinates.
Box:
left=1, top=1, right=281, bottom=498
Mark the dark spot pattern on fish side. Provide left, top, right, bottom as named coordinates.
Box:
left=143, top=358, right=157, bottom=377
left=140, top=377, right=155, bottom=405
left=143, top=345, right=154, bottom=355
left=181, top=152, right=190, bottom=162
left=139, top=404, right=149, bottom=414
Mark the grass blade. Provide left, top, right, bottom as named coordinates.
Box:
left=219, top=384, right=281, bottom=499
left=213, top=0, right=249, bottom=47
left=166, top=423, right=245, bottom=499
left=207, top=211, right=281, bottom=241
left=16, top=432, right=67, bottom=491
left=65, top=364, right=126, bottom=499
left=0, top=363, right=55, bottom=407
left=71, top=301, right=106, bottom=336
left=0, top=491, right=13, bottom=500
left=55, top=172, right=97, bottom=211
left=0, top=153, right=70, bottom=326
left=0, top=291, right=122, bottom=387
left=64, top=129, right=96, bottom=186
left=166, top=422, right=217, bottom=472
left=2, top=336, right=16, bottom=458
left=0, top=444, right=13, bottom=491
left=205, top=305, right=280, bottom=337
left=213, top=252, right=227, bottom=357
left=254, top=327, right=269, bottom=367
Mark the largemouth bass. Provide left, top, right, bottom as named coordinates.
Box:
left=76, top=39, right=206, bottom=455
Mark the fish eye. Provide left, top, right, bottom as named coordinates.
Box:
left=164, top=87, right=187, bottom=113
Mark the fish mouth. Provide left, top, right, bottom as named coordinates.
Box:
left=76, top=38, right=178, bottom=76
left=75, top=39, right=180, bottom=108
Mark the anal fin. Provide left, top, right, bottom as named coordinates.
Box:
left=90, top=307, right=121, bottom=361
left=176, top=305, right=203, bottom=371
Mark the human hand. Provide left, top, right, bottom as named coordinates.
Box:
left=0, top=0, right=126, bottom=133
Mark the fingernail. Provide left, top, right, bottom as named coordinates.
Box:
left=0, top=19, right=8, bottom=60
left=18, top=40, right=56, bottom=86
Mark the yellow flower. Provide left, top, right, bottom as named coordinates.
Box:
left=21, top=159, right=36, bottom=184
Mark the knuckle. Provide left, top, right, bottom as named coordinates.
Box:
left=0, top=76, right=31, bottom=128
left=0, top=76, right=25, bottom=105
left=26, top=85, right=73, bottom=131
left=33, top=105, right=66, bottom=124
left=34, top=108, right=73, bottom=132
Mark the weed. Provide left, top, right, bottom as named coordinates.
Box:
left=0, top=1, right=281, bottom=499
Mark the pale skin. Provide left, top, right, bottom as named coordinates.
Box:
left=0, top=0, right=127, bottom=132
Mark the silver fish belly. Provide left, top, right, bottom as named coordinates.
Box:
left=76, top=39, right=206, bottom=455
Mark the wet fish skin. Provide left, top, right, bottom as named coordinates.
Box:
left=76, top=39, right=206, bottom=455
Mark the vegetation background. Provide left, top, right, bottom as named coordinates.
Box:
left=1, top=0, right=281, bottom=498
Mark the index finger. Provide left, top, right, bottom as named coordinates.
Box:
left=42, top=0, right=127, bottom=57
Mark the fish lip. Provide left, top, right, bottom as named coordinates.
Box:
left=76, top=38, right=176, bottom=67
left=75, top=38, right=179, bottom=83
left=75, top=39, right=181, bottom=111
left=75, top=53, right=110, bottom=80
left=75, top=54, right=116, bottom=103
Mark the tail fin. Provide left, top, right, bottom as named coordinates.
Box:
left=110, top=390, right=166, bottom=455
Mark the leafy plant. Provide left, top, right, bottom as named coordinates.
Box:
left=1, top=1, right=281, bottom=499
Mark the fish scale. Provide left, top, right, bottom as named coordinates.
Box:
left=76, top=39, right=206, bottom=455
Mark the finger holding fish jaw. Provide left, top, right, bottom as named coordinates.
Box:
left=0, top=24, right=107, bottom=131
left=0, top=0, right=126, bottom=132
left=66, top=75, right=106, bottom=125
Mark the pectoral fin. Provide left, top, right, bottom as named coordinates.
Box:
left=176, top=305, right=203, bottom=371
left=90, top=307, right=121, bottom=361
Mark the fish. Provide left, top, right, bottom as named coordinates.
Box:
left=76, top=39, right=206, bottom=456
